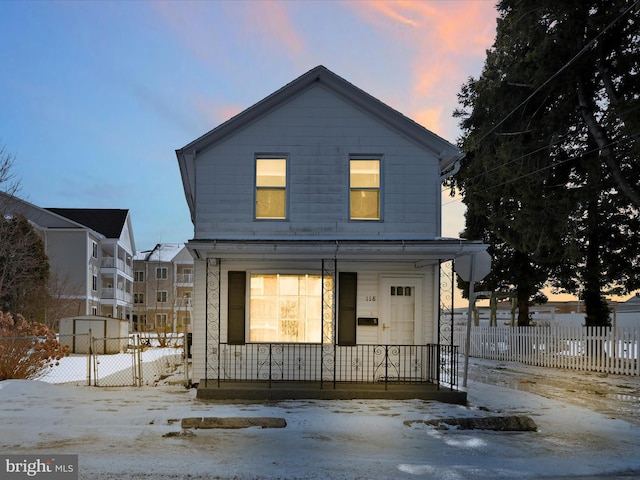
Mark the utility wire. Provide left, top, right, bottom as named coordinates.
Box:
left=467, top=0, right=640, bottom=150
left=442, top=130, right=640, bottom=205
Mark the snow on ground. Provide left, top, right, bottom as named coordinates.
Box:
left=1, top=357, right=639, bottom=480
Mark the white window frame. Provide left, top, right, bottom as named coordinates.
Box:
left=135, top=271, right=144, bottom=282
left=248, top=272, right=325, bottom=343
left=157, top=291, right=168, bottom=303
left=349, top=157, right=382, bottom=221
left=255, top=156, right=287, bottom=220
left=156, top=267, right=168, bottom=280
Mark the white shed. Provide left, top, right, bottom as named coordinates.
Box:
left=59, top=316, right=129, bottom=354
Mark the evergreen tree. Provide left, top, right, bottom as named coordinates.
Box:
left=450, top=0, right=640, bottom=326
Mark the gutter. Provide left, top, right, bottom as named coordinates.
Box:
left=439, top=153, right=465, bottom=182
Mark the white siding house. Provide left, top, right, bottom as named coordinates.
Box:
left=176, top=66, right=486, bottom=393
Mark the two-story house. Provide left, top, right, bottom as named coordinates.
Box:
left=0, top=192, right=136, bottom=326
left=132, top=243, right=193, bottom=333
left=176, top=66, right=486, bottom=400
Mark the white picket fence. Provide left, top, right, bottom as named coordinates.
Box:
left=454, top=326, right=640, bottom=376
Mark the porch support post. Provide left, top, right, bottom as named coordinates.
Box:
left=205, top=258, right=221, bottom=388
left=321, top=258, right=337, bottom=389
left=438, top=259, right=456, bottom=389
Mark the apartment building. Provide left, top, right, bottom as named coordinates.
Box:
left=132, top=243, right=193, bottom=333
left=0, top=192, right=136, bottom=326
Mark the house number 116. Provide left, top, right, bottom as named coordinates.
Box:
left=365, top=296, right=376, bottom=302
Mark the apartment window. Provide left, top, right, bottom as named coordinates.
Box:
left=156, top=267, right=168, bottom=280
left=91, top=306, right=98, bottom=315
left=134, top=293, right=144, bottom=304
left=92, top=275, right=98, bottom=292
left=156, top=314, right=168, bottom=327
left=157, top=291, right=167, bottom=303
left=135, top=271, right=144, bottom=282
left=350, top=159, right=380, bottom=220
left=255, top=158, right=286, bottom=219
left=92, top=241, right=98, bottom=259
left=249, top=274, right=324, bottom=343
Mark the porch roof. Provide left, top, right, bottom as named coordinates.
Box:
left=186, top=238, right=487, bottom=264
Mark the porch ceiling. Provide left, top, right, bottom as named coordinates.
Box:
left=186, top=238, right=487, bottom=264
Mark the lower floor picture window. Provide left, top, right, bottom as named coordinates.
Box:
left=250, top=274, right=323, bottom=343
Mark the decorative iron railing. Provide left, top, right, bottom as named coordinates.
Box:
left=214, top=343, right=458, bottom=390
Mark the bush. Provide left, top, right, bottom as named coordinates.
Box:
left=0, top=311, right=69, bottom=380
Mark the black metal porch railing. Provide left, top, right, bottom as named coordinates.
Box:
left=214, top=343, right=458, bottom=390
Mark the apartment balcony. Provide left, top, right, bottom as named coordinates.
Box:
left=101, top=288, right=133, bottom=303
left=176, top=298, right=193, bottom=309
left=176, top=273, right=194, bottom=284
left=101, top=257, right=133, bottom=277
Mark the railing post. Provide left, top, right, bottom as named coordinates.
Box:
left=268, top=343, right=272, bottom=389
left=384, top=345, right=389, bottom=390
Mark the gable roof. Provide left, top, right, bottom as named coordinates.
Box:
left=136, top=243, right=186, bottom=263
left=176, top=65, right=463, bottom=221
left=46, top=208, right=129, bottom=239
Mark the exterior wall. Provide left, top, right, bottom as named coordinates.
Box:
left=193, top=85, right=441, bottom=240
left=192, top=259, right=208, bottom=382
left=44, top=230, right=95, bottom=315
left=190, top=256, right=438, bottom=382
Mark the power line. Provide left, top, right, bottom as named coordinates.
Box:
left=468, top=0, right=640, bottom=150
left=443, top=130, right=640, bottom=204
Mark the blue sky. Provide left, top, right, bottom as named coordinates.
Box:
left=0, top=0, right=498, bottom=251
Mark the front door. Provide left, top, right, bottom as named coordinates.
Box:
left=390, top=285, right=415, bottom=345
left=380, top=276, right=422, bottom=345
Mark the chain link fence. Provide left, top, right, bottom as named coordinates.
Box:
left=1, top=333, right=191, bottom=387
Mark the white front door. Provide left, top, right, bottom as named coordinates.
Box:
left=390, top=285, right=415, bottom=345
left=380, top=276, right=422, bottom=345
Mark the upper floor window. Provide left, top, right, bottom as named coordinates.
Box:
left=92, top=241, right=98, bottom=259
left=350, top=159, right=380, bottom=220
left=134, top=271, right=144, bottom=282
left=157, top=291, right=168, bottom=303
left=156, top=267, right=168, bottom=280
left=255, top=158, right=286, bottom=219
left=92, top=275, right=98, bottom=292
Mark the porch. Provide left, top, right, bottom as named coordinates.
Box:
left=196, top=343, right=466, bottom=404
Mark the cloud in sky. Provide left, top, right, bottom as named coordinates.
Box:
left=348, top=0, right=497, bottom=139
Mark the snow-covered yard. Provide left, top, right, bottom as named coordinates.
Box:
left=38, top=347, right=185, bottom=386
left=2, top=357, right=640, bottom=479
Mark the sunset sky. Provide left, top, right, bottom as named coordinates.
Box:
left=0, top=0, right=499, bottom=250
